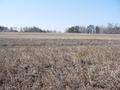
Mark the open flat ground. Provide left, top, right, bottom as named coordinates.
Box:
left=0, top=32, right=120, bottom=40
left=0, top=32, right=120, bottom=90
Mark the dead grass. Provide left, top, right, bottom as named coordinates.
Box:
left=0, top=46, right=120, bottom=90
left=0, top=38, right=120, bottom=47
left=0, top=34, right=120, bottom=90
left=0, top=32, right=120, bottom=40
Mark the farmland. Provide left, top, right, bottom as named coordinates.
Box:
left=0, top=33, right=120, bottom=90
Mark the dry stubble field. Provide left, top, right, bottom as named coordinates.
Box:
left=0, top=33, right=120, bottom=90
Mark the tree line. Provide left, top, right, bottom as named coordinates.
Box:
left=66, top=24, right=120, bottom=34
left=0, top=23, right=120, bottom=34
left=0, top=26, right=53, bottom=33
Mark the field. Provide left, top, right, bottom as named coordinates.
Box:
left=0, top=33, right=120, bottom=90
left=0, top=32, right=120, bottom=40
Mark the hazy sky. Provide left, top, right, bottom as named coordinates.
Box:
left=0, top=0, right=120, bottom=31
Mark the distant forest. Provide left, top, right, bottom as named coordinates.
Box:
left=66, top=23, right=120, bottom=34
left=0, top=23, right=120, bottom=34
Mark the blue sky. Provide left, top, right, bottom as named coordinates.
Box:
left=0, top=0, right=120, bottom=31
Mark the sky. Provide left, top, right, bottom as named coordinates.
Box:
left=0, top=0, right=120, bottom=31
